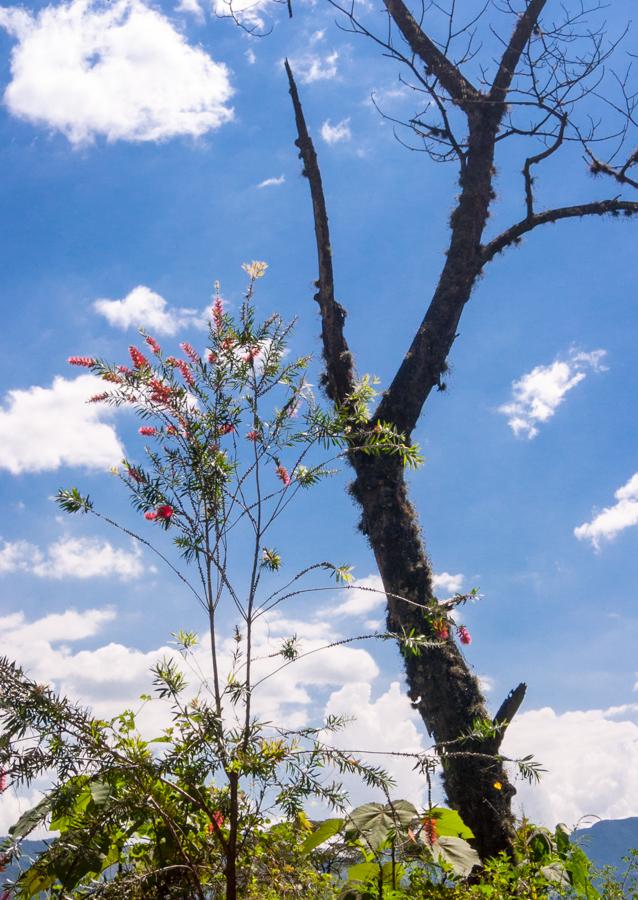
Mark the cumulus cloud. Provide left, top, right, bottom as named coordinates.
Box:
left=432, top=571, right=464, bottom=598
left=94, top=285, right=205, bottom=335
left=175, top=0, right=204, bottom=19
left=574, top=472, right=638, bottom=550
left=320, top=118, right=351, bottom=144
left=0, top=0, right=234, bottom=145
left=257, top=174, right=285, bottom=188
left=0, top=374, right=123, bottom=474
left=290, top=50, right=339, bottom=84
left=212, top=0, right=272, bottom=30
left=498, top=349, right=607, bottom=439
left=0, top=536, right=145, bottom=580
left=504, top=703, right=638, bottom=828
left=321, top=681, right=432, bottom=807
left=245, top=48, right=256, bottom=65
left=328, top=571, right=466, bottom=618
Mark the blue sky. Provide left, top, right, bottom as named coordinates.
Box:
left=1, top=0, right=638, bottom=832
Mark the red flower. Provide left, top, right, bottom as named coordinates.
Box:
left=127, top=466, right=145, bottom=483
left=68, top=356, right=95, bottom=367
left=207, top=810, right=225, bottom=832
left=433, top=620, right=449, bottom=641
left=0, top=770, right=7, bottom=793
left=139, top=426, right=157, bottom=436
left=219, top=423, right=235, bottom=436
left=129, top=346, right=150, bottom=370
left=212, top=298, right=224, bottom=331
left=149, top=379, right=172, bottom=405
left=208, top=351, right=218, bottom=364
left=174, top=358, right=196, bottom=388
left=243, top=345, right=260, bottom=363
left=144, top=511, right=158, bottom=521
left=275, top=465, right=291, bottom=487
left=145, top=335, right=161, bottom=355
left=245, top=430, right=259, bottom=442
left=88, top=392, right=109, bottom=403
left=180, top=342, right=200, bottom=364
left=157, top=505, right=174, bottom=521
left=458, top=625, right=472, bottom=645
left=166, top=424, right=178, bottom=436
left=221, top=336, right=235, bottom=351
left=422, top=816, right=438, bottom=845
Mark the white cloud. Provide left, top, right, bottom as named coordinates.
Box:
left=432, top=571, right=464, bottom=597
left=504, top=703, right=638, bottom=828
left=0, top=0, right=234, bottom=145
left=176, top=0, right=204, bottom=19
left=290, top=50, right=339, bottom=84
left=320, top=117, right=351, bottom=144
left=328, top=573, right=385, bottom=617
left=0, top=536, right=144, bottom=580
left=257, top=174, right=285, bottom=188
left=212, top=0, right=271, bottom=30
left=328, top=571, right=466, bottom=618
left=321, top=681, right=432, bottom=807
left=0, top=374, right=123, bottom=474
left=245, top=48, right=256, bottom=65
left=94, top=285, right=205, bottom=335
left=498, top=349, right=607, bottom=439
left=574, top=472, right=638, bottom=550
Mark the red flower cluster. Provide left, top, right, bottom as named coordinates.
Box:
left=180, top=342, right=200, bottom=364
left=145, top=505, right=174, bottom=522
left=139, top=426, right=157, bottom=437
left=0, top=770, right=6, bottom=793
left=219, top=423, right=235, bottom=436
left=129, top=346, right=150, bottom=370
left=212, top=297, right=224, bottom=331
left=275, top=465, right=291, bottom=487
left=174, top=358, right=196, bottom=388
left=149, top=379, right=172, bottom=406
left=88, top=392, right=109, bottom=403
left=126, top=465, right=145, bottom=483
left=68, top=356, right=95, bottom=367
left=243, top=345, right=260, bottom=363
left=145, top=335, right=161, bottom=355
left=245, top=430, right=259, bottom=442
left=422, top=816, right=438, bottom=845
left=208, top=351, right=218, bottom=364
left=433, top=620, right=449, bottom=641
left=458, top=625, right=472, bottom=645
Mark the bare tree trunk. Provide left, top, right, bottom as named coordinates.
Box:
left=351, top=453, right=517, bottom=858
left=284, top=0, right=638, bottom=856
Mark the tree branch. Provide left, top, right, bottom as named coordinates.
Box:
left=284, top=60, right=356, bottom=406
left=493, top=682, right=527, bottom=734
left=482, top=198, right=638, bottom=263
left=490, top=0, right=548, bottom=103
left=382, top=0, right=480, bottom=113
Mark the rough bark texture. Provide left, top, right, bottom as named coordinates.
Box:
left=350, top=453, right=517, bottom=858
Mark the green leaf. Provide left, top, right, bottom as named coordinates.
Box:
left=347, top=800, right=418, bottom=852
left=566, top=844, right=600, bottom=898
left=9, top=796, right=52, bottom=839
left=15, top=863, right=58, bottom=899
left=428, top=806, right=474, bottom=839
left=346, top=861, right=380, bottom=883
left=432, top=835, right=481, bottom=876
left=302, top=817, right=343, bottom=852
left=89, top=779, right=112, bottom=806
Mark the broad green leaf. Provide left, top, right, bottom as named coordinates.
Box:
left=15, top=864, right=58, bottom=899
left=89, top=779, right=112, bottom=805
left=433, top=835, right=481, bottom=876
left=302, top=817, right=343, bottom=852
left=566, top=845, right=600, bottom=898
left=9, top=797, right=52, bottom=839
left=428, top=806, right=474, bottom=839
left=347, top=800, right=418, bottom=851
left=347, top=861, right=380, bottom=883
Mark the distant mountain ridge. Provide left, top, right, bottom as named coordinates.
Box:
left=572, top=816, right=638, bottom=873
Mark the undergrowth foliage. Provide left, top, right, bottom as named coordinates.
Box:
left=0, top=265, right=595, bottom=899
